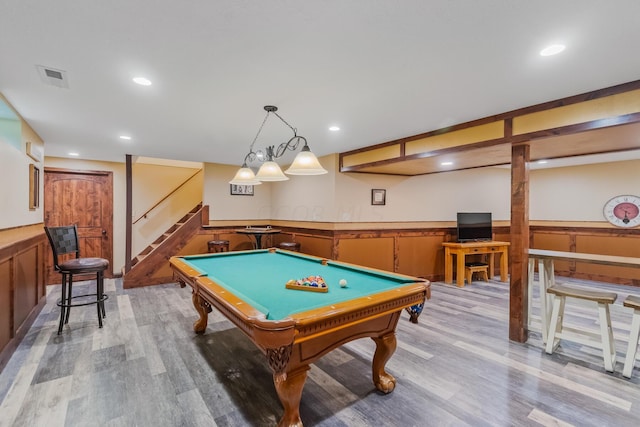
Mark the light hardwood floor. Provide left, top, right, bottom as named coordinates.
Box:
left=1, top=276, right=639, bottom=427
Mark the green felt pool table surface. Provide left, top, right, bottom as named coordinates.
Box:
left=179, top=249, right=421, bottom=320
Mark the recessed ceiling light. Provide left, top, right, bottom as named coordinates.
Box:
left=119, top=135, right=132, bottom=140
left=540, top=44, right=565, bottom=56
left=441, top=161, right=453, bottom=166
left=329, top=126, right=340, bottom=131
left=68, top=152, right=79, bottom=156
left=132, top=77, right=152, bottom=86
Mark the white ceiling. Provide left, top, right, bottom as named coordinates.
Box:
left=1, top=1, right=639, bottom=168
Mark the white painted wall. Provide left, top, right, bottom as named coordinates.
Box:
left=0, top=97, right=43, bottom=229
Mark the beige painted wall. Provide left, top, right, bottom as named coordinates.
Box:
left=132, top=164, right=203, bottom=255
left=333, top=160, right=511, bottom=222
left=205, top=154, right=639, bottom=227
left=44, top=158, right=205, bottom=274
left=203, top=163, right=272, bottom=221
left=270, top=154, right=337, bottom=221
left=0, top=95, right=44, bottom=229
left=206, top=154, right=512, bottom=224
left=44, top=157, right=126, bottom=275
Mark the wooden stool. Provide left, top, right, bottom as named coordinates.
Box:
left=279, top=242, right=301, bottom=252
left=465, top=263, right=488, bottom=283
left=545, top=284, right=618, bottom=372
left=623, top=295, right=640, bottom=378
left=208, top=240, right=230, bottom=253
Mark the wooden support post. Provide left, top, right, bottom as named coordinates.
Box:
left=509, top=143, right=530, bottom=343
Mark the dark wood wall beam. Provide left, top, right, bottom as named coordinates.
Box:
left=509, top=143, right=530, bottom=343
left=125, top=154, right=132, bottom=274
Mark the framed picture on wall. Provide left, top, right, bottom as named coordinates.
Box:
left=371, top=189, right=386, bottom=205
left=29, top=164, right=40, bottom=210
left=230, top=184, right=254, bottom=196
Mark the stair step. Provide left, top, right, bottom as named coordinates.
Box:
left=152, top=235, right=166, bottom=245
left=130, top=203, right=202, bottom=272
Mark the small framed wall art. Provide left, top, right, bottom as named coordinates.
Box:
left=29, top=164, right=40, bottom=210
left=371, top=189, right=386, bottom=205
left=230, top=184, right=254, bottom=196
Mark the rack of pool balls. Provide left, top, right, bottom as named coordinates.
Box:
left=285, top=276, right=328, bottom=293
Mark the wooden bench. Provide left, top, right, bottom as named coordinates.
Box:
left=465, top=263, right=488, bottom=284
left=545, top=284, right=618, bottom=372
left=623, top=295, right=640, bottom=378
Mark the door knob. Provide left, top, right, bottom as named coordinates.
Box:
left=102, top=229, right=107, bottom=235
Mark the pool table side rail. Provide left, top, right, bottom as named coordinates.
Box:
left=170, top=256, right=298, bottom=347
left=170, top=255, right=430, bottom=350
left=292, top=282, right=430, bottom=343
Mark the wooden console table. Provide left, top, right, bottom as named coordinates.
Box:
left=527, top=249, right=640, bottom=343
left=442, top=241, right=510, bottom=287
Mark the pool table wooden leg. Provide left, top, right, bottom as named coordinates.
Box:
left=371, top=332, right=397, bottom=393
left=274, top=365, right=309, bottom=427
left=191, top=292, right=210, bottom=334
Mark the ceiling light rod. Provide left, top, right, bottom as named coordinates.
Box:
left=229, top=105, right=327, bottom=185
left=244, top=105, right=305, bottom=164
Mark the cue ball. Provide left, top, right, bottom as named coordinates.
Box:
left=339, top=279, right=347, bottom=288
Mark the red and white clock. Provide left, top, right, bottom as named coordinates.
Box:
left=603, top=195, right=640, bottom=227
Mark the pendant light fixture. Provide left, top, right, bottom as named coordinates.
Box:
left=229, top=105, right=327, bottom=185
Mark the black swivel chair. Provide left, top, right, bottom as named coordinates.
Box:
left=44, top=225, right=109, bottom=335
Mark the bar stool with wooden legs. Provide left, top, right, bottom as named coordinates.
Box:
left=465, top=263, right=488, bottom=284
left=545, top=284, right=618, bottom=372
left=622, top=295, right=640, bottom=378
left=208, top=239, right=230, bottom=253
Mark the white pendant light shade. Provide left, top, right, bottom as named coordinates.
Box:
left=229, top=165, right=262, bottom=185
left=285, top=146, right=328, bottom=175
left=255, top=161, right=289, bottom=181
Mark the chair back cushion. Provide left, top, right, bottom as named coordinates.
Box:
left=44, top=225, right=80, bottom=269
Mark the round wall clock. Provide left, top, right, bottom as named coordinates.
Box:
left=603, top=195, right=640, bottom=227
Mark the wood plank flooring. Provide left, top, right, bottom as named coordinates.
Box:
left=1, top=276, right=639, bottom=426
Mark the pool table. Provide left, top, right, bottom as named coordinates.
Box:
left=170, top=249, right=430, bottom=427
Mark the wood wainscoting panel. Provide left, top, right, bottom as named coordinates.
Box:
left=0, top=227, right=47, bottom=372
left=273, top=233, right=333, bottom=259
left=531, top=232, right=572, bottom=274
left=336, top=237, right=394, bottom=272
left=13, top=247, right=39, bottom=331
left=0, top=259, right=11, bottom=356
left=397, top=235, right=443, bottom=279
left=576, top=234, right=640, bottom=285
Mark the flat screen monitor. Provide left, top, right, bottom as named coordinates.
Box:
left=457, top=212, right=492, bottom=242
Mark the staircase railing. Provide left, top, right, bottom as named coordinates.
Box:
left=133, top=169, right=202, bottom=224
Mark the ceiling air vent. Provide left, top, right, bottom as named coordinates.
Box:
left=36, top=65, right=69, bottom=88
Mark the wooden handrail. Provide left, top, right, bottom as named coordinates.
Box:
left=133, top=169, right=202, bottom=224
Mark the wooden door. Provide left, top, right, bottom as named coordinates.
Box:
left=44, top=168, right=114, bottom=284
